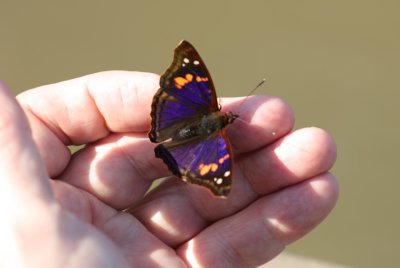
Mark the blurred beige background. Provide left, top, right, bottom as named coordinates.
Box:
left=1, top=1, right=399, bottom=267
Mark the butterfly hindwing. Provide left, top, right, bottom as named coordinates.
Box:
left=155, top=131, right=233, bottom=196
left=149, top=41, right=219, bottom=142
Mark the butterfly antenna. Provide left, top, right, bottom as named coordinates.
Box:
left=236, top=78, right=266, bottom=114
left=249, top=78, right=266, bottom=96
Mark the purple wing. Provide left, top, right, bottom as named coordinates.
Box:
left=149, top=40, right=219, bottom=143
left=155, top=131, right=233, bottom=196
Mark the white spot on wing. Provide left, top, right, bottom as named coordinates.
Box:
left=183, top=58, right=190, bottom=64
left=194, top=60, right=200, bottom=65
left=214, top=177, right=223, bottom=185
left=224, top=171, right=231, bottom=177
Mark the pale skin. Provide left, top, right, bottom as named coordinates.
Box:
left=0, top=71, right=338, bottom=267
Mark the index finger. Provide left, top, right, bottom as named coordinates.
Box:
left=17, top=71, right=160, bottom=145
left=17, top=71, right=159, bottom=176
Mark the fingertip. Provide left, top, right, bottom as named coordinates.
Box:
left=309, top=172, right=340, bottom=210
left=249, top=95, right=294, bottom=138
left=275, top=127, right=337, bottom=174
left=0, top=80, right=28, bottom=133
left=0, top=80, right=15, bottom=101
left=238, top=126, right=337, bottom=197
left=224, top=95, right=295, bottom=153
left=289, top=127, right=337, bottom=172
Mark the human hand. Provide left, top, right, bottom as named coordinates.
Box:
left=0, top=71, right=338, bottom=267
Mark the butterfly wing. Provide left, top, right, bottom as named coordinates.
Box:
left=155, top=131, right=233, bottom=196
left=149, top=40, right=219, bottom=142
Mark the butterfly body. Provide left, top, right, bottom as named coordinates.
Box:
left=149, top=40, right=237, bottom=197
left=158, top=111, right=236, bottom=145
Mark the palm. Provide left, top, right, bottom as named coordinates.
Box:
left=2, top=71, right=338, bottom=267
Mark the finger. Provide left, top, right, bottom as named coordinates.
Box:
left=18, top=71, right=159, bottom=142
left=51, top=180, right=186, bottom=267
left=0, top=81, right=53, bottom=209
left=128, top=127, right=337, bottom=246
left=57, top=94, right=293, bottom=209
left=222, top=95, right=294, bottom=153
left=0, top=83, right=104, bottom=267
left=239, top=127, right=337, bottom=195
left=57, top=133, right=162, bottom=209
left=17, top=71, right=159, bottom=176
left=176, top=173, right=339, bottom=267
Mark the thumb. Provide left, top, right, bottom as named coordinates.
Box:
left=0, top=81, right=54, bottom=212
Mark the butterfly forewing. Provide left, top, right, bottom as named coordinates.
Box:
left=150, top=41, right=218, bottom=142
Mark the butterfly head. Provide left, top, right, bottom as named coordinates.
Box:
left=227, top=111, right=239, bottom=124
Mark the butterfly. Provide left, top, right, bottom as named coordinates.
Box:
left=149, top=40, right=238, bottom=197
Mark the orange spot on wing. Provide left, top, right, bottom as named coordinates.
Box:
left=199, top=164, right=211, bottom=176
left=211, top=163, right=218, bottom=172
left=199, top=163, right=219, bottom=175
left=174, top=77, right=187, bottom=89
left=185, top=73, right=193, bottom=82
left=218, top=154, right=230, bottom=164
left=196, top=76, right=209, bottom=82
left=174, top=74, right=194, bottom=89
